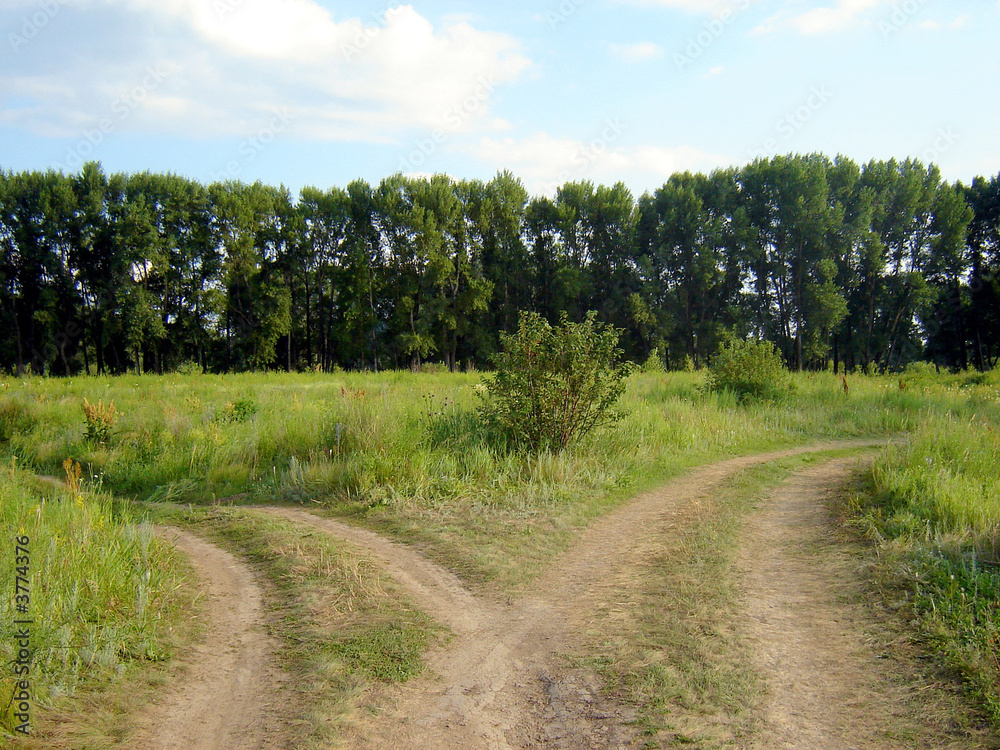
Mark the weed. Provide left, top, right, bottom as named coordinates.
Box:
left=217, top=395, right=258, bottom=423
left=82, top=397, right=118, bottom=444
left=0, top=468, right=193, bottom=743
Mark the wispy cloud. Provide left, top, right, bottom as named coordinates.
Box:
left=617, top=0, right=753, bottom=12
left=754, top=0, right=888, bottom=35
left=471, top=131, right=729, bottom=195
left=608, top=41, right=664, bottom=63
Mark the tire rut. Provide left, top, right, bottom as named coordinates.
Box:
left=128, top=527, right=292, bottom=750
left=739, top=457, right=994, bottom=750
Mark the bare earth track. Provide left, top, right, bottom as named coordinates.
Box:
left=146, top=440, right=996, bottom=749
left=739, top=458, right=994, bottom=750
left=128, top=528, right=292, bottom=750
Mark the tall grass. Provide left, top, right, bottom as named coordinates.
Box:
left=0, top=463, right=191, bottom=744
left=0, top=369, right=957, bottom=589
left=855, top=383, right=1000, bottom=727
left=2, top=367, right=999, bottom=734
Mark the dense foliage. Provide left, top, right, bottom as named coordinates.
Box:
left=706, top=337, right=793, bottom=402
left=478, top=311, right=635, bottom=452
left=1, top=156, right=998, bottom=375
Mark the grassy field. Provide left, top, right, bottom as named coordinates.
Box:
left=2, top=367, right=999, bottom=743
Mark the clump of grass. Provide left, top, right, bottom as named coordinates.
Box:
left=0, top=465, right=192, bottom=745
left=0, top=395, right=38, bottom=442
left=588, top=462, right=797, bottom=746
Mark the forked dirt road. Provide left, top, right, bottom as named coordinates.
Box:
left=150, top=440, right=994, bottom=749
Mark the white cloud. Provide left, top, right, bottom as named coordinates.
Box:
left=707, top=65, right=726, bottom=76
left=1, top=2, right=530, bottom=143
left=753, top=0, right=888, bottom=35
left=921, top=14, right=970, bottom=31
left=608, top=41, right=664, bottom=63
left=471, top=131, right=730, bottom=196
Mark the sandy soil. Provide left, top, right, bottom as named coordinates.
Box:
left=739, top=457, right=993, bottom=750
left=127, top=527, right=292, bottom=750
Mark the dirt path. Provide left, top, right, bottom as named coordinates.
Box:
left=145, top=438, right=992, bottom=748
left=739, top=457, right=990, bottom=750
left=128, top=528, right=292, bottom=750
left=260, top=439, right=903, bottom=749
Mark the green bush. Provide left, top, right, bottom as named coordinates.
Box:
left=477, top=311, right=635, bottom=453
left=706, top=338, right=793, bottom=403
left=641, top=346, right=667, bottom=373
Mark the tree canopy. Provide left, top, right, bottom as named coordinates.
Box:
left=1, top=156, right=996, bottom=375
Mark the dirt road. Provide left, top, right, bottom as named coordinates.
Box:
left=148, top=440, right=993, bottom=748
left=739, top=458, right=990, bottom=750
left=128, top=528, right=292, bottom=750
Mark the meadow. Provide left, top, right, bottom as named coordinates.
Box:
left=2, top=367, right=999, bottom=743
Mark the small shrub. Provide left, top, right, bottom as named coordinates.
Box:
left=706, top=338, right=793, bottom=403
left=641, top=346, right=667, bottom=373
left=477, top=311, right=636, bottom=453
left=217, top=395, right=258, bottom=423
left=82, top=397, right=118, bottom=444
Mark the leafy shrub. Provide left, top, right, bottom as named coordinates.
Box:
left=641, top=346, right=667, bottom=373
left=706, top=338, right=793, bottom=403
left=217, top=395, right=258, bottom=423
left=477, top=311, right=635, bottom=453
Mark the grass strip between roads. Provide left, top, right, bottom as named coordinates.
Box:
left=148, top=502, right=441, bottom=750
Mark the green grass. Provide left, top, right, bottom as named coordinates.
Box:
left=0, top=370, right=924, bottom=593
left=853, top=401, right=1000, bottom=728
left=0, top=463, right=195, bottom=748
left=588, top=457, right=827, bottom=749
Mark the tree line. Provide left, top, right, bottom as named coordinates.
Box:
left=1, top=154, right=998, bottom=376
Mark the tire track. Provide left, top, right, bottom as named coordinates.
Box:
left=739, top=457, right=993, bottom=750
left=128, top=527, right=291, bottom=750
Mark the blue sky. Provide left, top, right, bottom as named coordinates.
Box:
left=2, top=0, right=998, bottom=198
